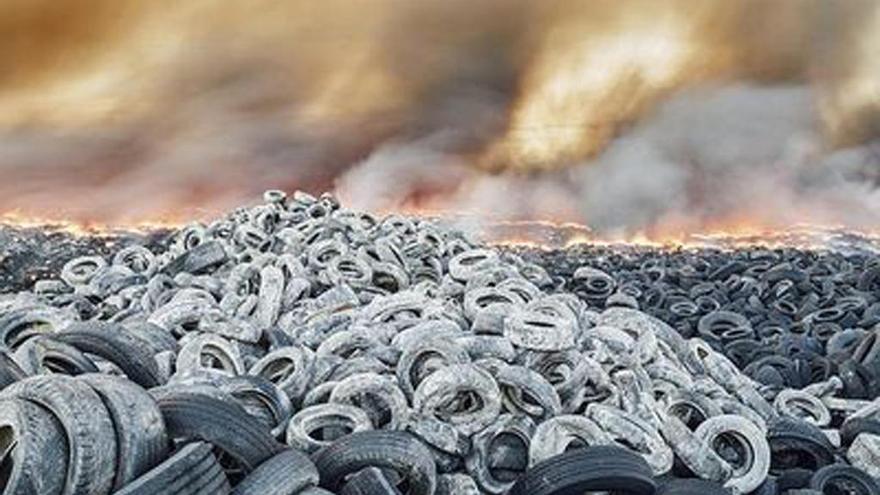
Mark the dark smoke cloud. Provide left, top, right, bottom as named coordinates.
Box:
left=0, top=0, right=877, bottom=234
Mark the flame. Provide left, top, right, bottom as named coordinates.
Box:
left=2, top=208, right=879, bottom=253
left=489, top=218, right=880, bottom=251
left=0, top=212, right=181, bottom=237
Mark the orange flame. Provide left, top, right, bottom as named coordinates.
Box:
left=0, top=212, right=180, bottom=237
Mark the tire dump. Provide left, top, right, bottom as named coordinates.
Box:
left=1, top=190, right=880, bottom=495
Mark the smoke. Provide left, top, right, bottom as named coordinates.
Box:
left=342, top=85, right=880, bottom=234
left=0, top=0, right=878, bottom=234
left=574, top=85, right=864, bottom=231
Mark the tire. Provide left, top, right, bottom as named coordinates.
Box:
left=857, top=265, right=880, bottom=291
left=231, top=449, right=319, bottom=495
left=0, top=398, right=69, bottom=495
left=156, top=391, right=283, bottom=471
left=693, top=414, right=769, bottom=494
left=776, top=468, right=813, bottom=491
left=161, top=240, right=227, bottom=276
left=528, top=415, right=610, bottom=466
left=248, top=346, right=314, bottom=404
left=218, top=375, right=292, bottom=439
left=768, top=417, right=835, bottom=474
left=184, top=458, right=231, bottom=495
left=78, top=374, right=169, bottom=490
left=0, top=349, right=27, bottom=390
left=161, top=444, right=229, bottom=495
left=437, top=474, right=481, bottom=495
left=339, top=467, right=402, bottom=495
left=299, top=488, right=335, bottom=495
left=750, top=477, right=779, bottom=495
left=122, top=322, right=179, bottom=354
left=508, top=445, right=655, bottom=495
left=175, top=334, right=245, bottom=377
left=412, top=365, right=500, bottom=435
left=809, top=464, right=880, bottom=493
left=1, top=375, right=117, bottom=495
left=53, top=330, right=163, bottom=388
left=656, top=478, right=731, bottom=494
left=840, top=417, right=880, bottom=447
left=114, top=442, right=227, bottom=495
left=12, top=338, right=99, bottom=376
left=466, top=413, right=533, bottom=494
left=286, top=403, right=373, bottom=454
left=0, top=307, right=67, bottom=350
left=312, top=431, right=436, bottom=495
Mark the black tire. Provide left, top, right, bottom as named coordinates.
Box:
left=339, top=467, right=402, bottom=495
left=767, top=418, right=835, bottom=474
left=299, top=488, right=336, bottom=495
left=0, top=349, right=27, bottom=390
left=161, top=241, right=227, bottom=276
left=79, top=374, right=169, bottom=490
left=656, top=478, right=731, bottom=494
left=231, top=449, right=319, bottom=495
left=508, top=445, right=655, bottom=495
left=840, top=417, right=880, bottom=447
left=857, top=265, right=880, bottom=291
left=12, top=337, right=99, bottom=376
left=218, top=375, right=292, bottom=438
left=1, top=375, right=117, bottom=495
left=776, top=468, right=813, bottom=491
left=183, top=457, right=231, bottom=495
left=160, top=444, right=228, bottom=495
left=0, top=307, right=64, bottom=350
left=838, top=359, right=877, bottom=399
left=114, top=442, right=227, bottom=495
left=122, top=322, right=179, bottom=354
left=810, top=464, right=880, bottom=494
left=750, top=477, right=779, bottom=495
left=312, top=431, right=436, bottom=495
left=157, top=391, right=283, bottom=471
left=0, top=397, right=69, bottom=495
left=53, top=330, right=163, bottom=388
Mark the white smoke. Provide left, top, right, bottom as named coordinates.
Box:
left=337, top=84, right=880, bottom=233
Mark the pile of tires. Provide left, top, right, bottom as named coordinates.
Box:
left=0, top=190, right=878, bottom=494
left=523, top=244, right=880, bottom=398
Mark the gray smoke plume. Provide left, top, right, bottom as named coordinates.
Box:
left=338, top=85, right=880, bottom=233
left=0, top=0, right=877, bottom=234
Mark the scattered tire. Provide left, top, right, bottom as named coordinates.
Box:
left=1, top=375, right=118, bottom=495
left=508, top=445, right=655, bottom=495
left=0, top=397, right=69, bottom=495
left=79, top=373, right=168, bottom=490
left=312, top=431, right=436, bottom=495
left=156, top=391, right=283, bottom=471
left=114, top=442, right=227, bottom=495
left=231, top=448, right=319, bottom=495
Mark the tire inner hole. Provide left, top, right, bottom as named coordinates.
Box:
left=488, top=432, right=528, bottom=481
